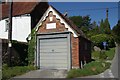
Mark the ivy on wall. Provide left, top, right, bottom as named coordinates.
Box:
left=28, top=28, right=36, bottom=65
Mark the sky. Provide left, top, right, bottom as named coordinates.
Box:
left=49, top=2, right=118, bottom=29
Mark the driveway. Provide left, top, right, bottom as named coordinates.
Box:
left=13, top=69, right=67, bottom=79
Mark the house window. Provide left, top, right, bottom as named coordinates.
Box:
left=5, top=19, right=9, bottom=32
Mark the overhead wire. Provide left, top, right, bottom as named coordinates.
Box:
left=59, top=6, right=118, bottom=12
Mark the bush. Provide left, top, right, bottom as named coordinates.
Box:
left=99, top=50, right=107, bottom=60
left=92, top=48, right=115, bottom=60
left=67, top=61, right=111, bottom=78
left=2, top=65, right=36, bottom=80
left=105, top=48, right=115, bottom=60
left=2, top=40, right=28, bottom=66
left=91, top=34, right=115, bottom=49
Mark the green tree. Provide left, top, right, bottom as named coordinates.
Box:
left=69, top=15, right=91, bottom=34
left=69, top=16, right=82, bottom=28
left=104, top=18, right=111, bottom=34
left=99, top=18, right=111, bottom=34
left=99, top=19, right=104, bottom=34
left=112, top=20, right=120, bottom=44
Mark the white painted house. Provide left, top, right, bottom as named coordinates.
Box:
left=0, top=15, right=31, bottom=42
left=0, top=2, right=49, bottom=42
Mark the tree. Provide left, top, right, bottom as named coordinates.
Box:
left=104, top=18, right=111, bottom=34
left=90, top=21, right=97, bottom=29
left=112, top=20, right=120, bottom=44
left=82, top=15, right=91, bottom=29
left=69, top=15, right=91, bottom=34
left=99, top=18, right=111, bottom=34
left=99, top=19, right=104, bottom=34
left=69, top=16, right=82, bottom=28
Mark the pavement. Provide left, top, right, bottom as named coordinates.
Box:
left=13, top=69, right=67, bottom=79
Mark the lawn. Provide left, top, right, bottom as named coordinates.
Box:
left=2, top=64, right=36, bottom=80
left=67, top=61, right=111, bottom=78
left=67, top=48, right=115, bottom=78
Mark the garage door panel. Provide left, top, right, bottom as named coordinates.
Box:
left=40, top=56, right=68, bottom=60
left=40, top=53, right=67, bottom=56
left=40, top=38, right=67, bottom=43
left=40, top=60, right=68, bottom=64
left=40, top=46, right=67, bottom=50
left=40, top=42, right=67, bottom=46
left=40, top=49, right=67, bottom=53
left=39, top=37, right=69, bottom=69
left=40, top=63, right=67, bottom=67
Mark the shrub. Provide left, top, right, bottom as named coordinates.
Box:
left=92, top=48, right=115, bottom=60
left=99, top=50, right=107, bottom=60
left=2, top=40, right=28, bottom=66
left=2, top=65, right=36, bottom=80
left=67, top=61, right=111, bottom=78
left=91, top=34, right=115, bottom=49
left=105, top=48, right=115, bottom=60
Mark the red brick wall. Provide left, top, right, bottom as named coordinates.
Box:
left=38, top=11, right=67, bottom=33
left=71, top=34, right=80, bottom=68
left=37, top=11, right=80, bottom=68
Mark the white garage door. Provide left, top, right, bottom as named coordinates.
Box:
left=39, top=37, right=68, bottom=69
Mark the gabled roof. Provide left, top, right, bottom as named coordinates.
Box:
left=35, top=5, right=85, bottom=37
left=1, top=2, right=39, bottom=19
left=51, top=6, right=86, bottom=37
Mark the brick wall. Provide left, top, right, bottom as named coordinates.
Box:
left=38, top=11, right=68, bottom=33
left=37, top=11, right=80, bottom=68
left=71, top=34, right=80, bottom=68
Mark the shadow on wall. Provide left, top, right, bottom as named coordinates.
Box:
left=2, top=39, right=28, bottom=66
left=79, top=37, right=92, bottom=68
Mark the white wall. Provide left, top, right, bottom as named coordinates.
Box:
left=0, top=16, right=31, bottom=42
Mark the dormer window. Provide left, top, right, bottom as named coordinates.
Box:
left=5, top=19, right=9, bottom=32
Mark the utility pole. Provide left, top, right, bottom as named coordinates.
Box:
left=106, top=8, right=109, bottom=19
left=8, top=1, right=13, bottom=67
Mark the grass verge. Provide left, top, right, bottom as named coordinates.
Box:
left=2, top=64, right=36, bottom=80
left=67, top=61, right=111, bottom=78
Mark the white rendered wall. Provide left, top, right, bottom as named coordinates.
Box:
left=0, top=16, right=31, bottom=42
